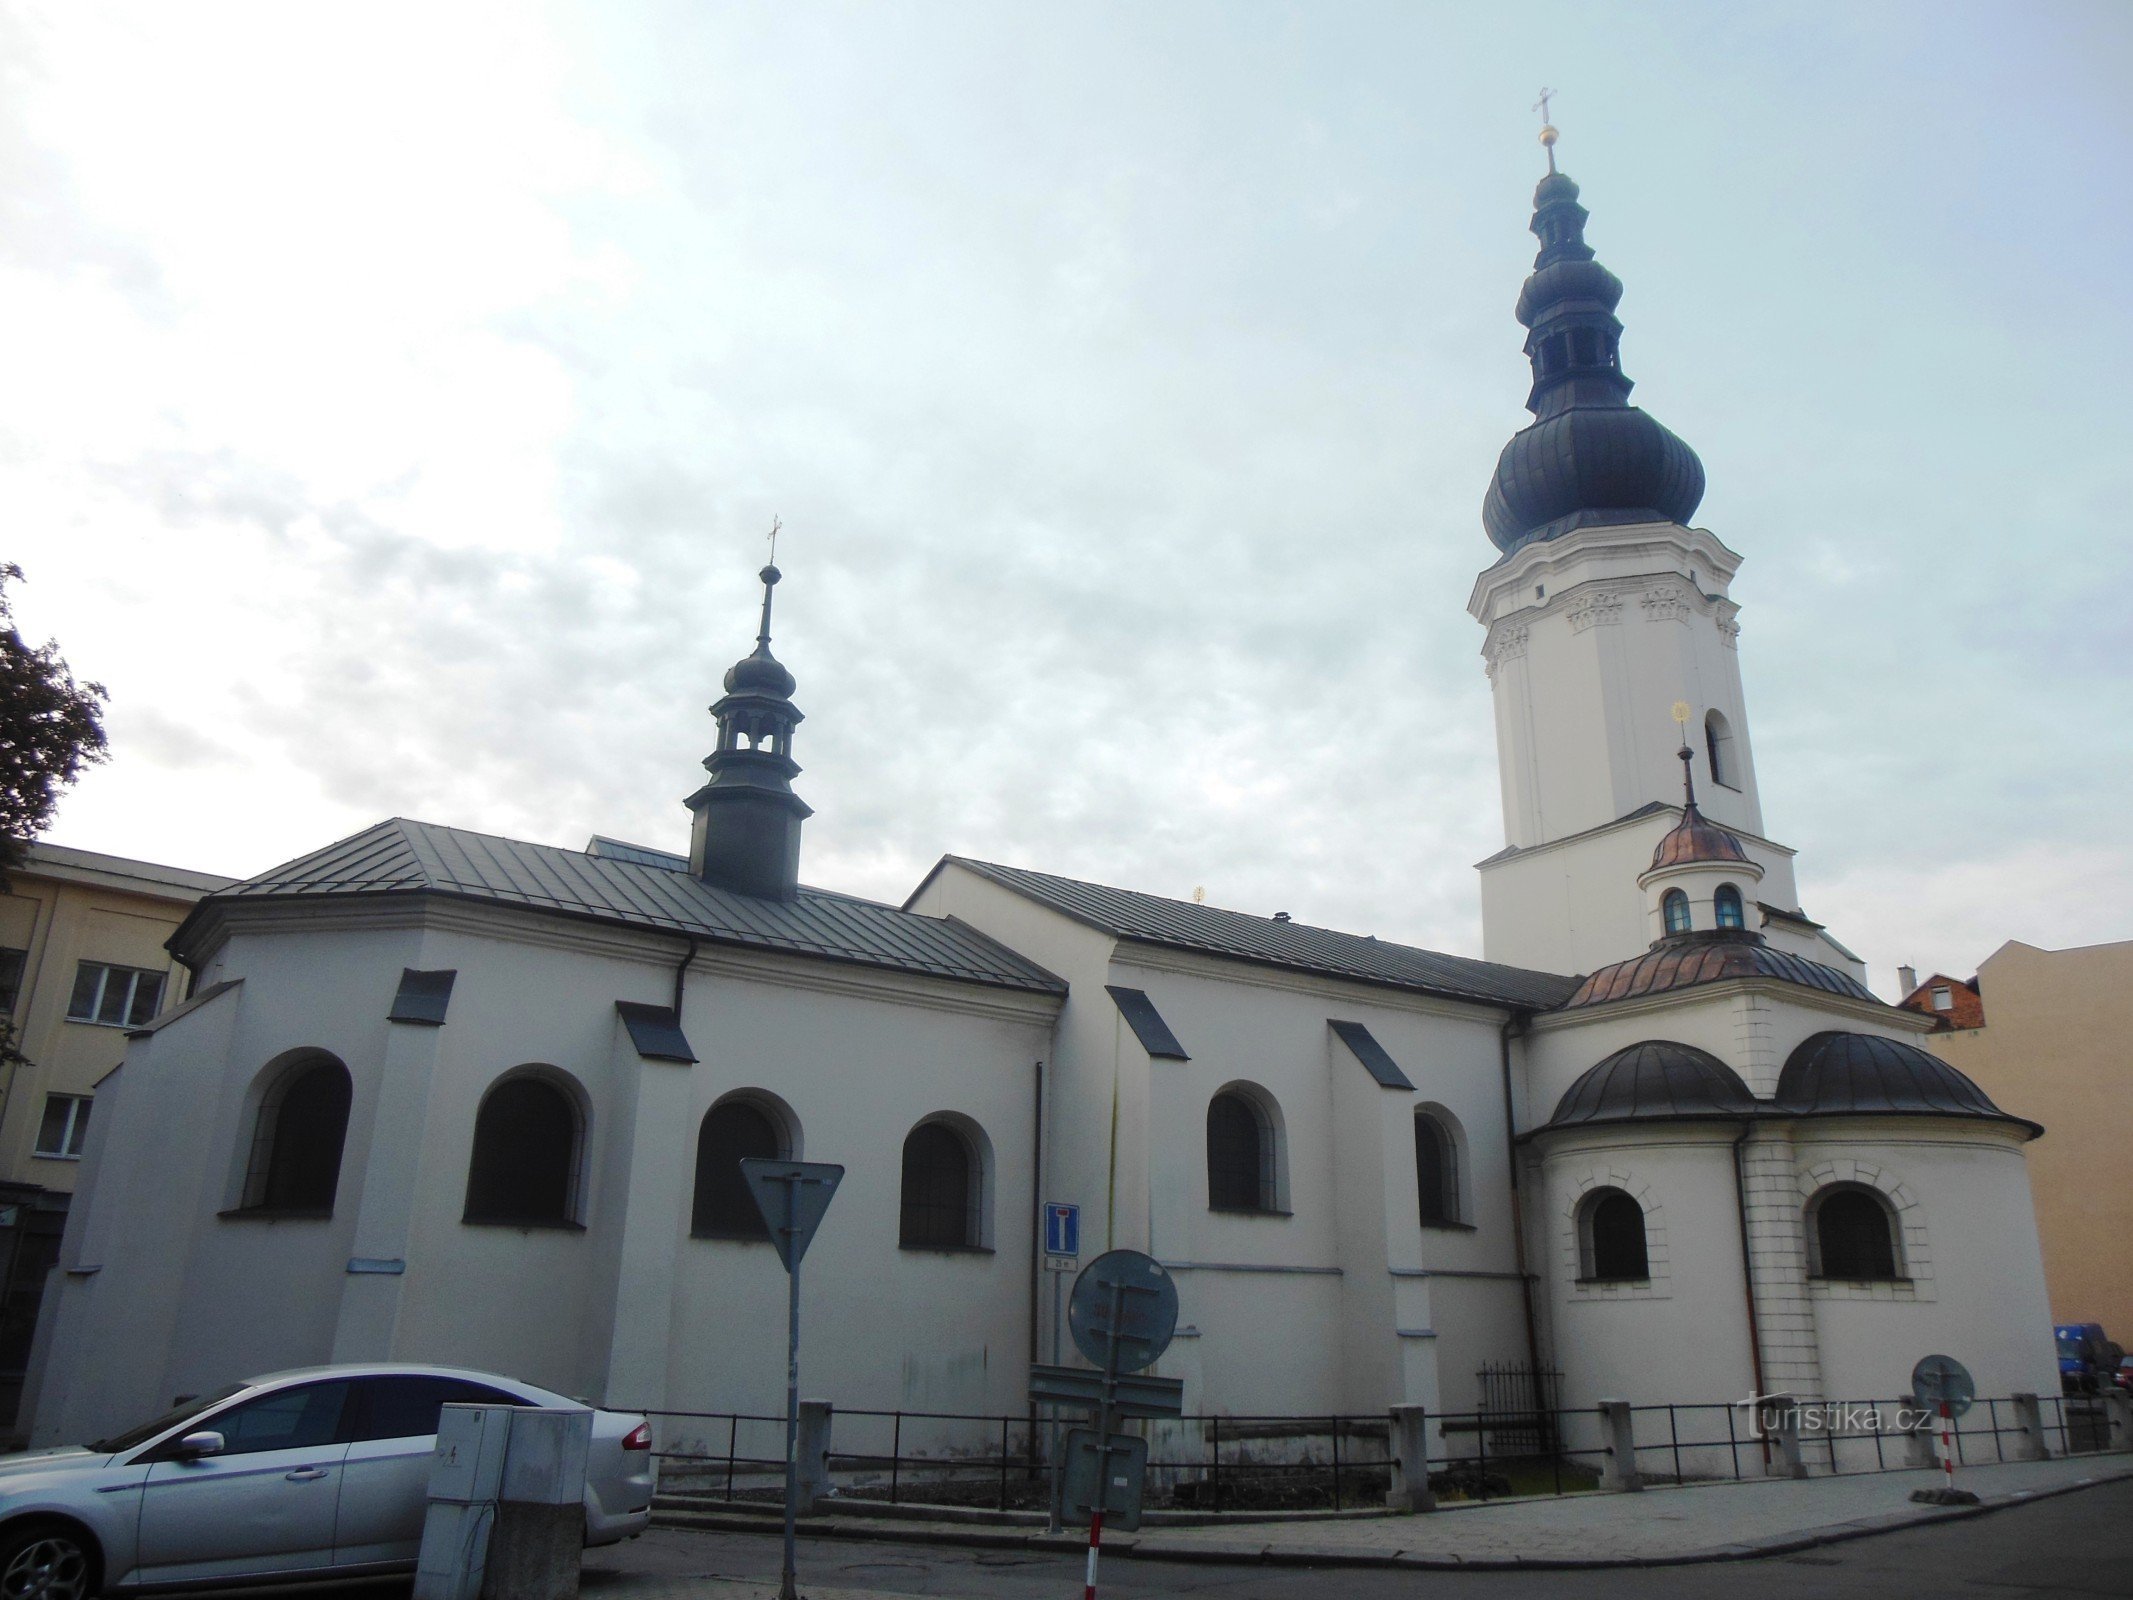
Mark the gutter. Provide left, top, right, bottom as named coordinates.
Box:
left=671, top=935, right=700, bottom=1016
left=1731, top=1120, right=1772, bottom=1465
left=1497, top=1014, right=1546, bottom=1387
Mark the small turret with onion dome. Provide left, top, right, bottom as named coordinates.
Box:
left=1636, top=710, right=1762, bottom=941
left=686, top=544, right=813, bottom=900
left=1483, top=118, right=1706, bottom=554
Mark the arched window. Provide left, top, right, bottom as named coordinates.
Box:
left=1714, top=883, right=1745, bottom=929
left=900, top=1120, right=980, bottom=1249
left=1415, top=1111, right=1459, bottom=1227
left=1662, top=888, right=1692, bottom=934
left=1579, top=1188, right=1649, bottom=1281
left=1705, top=710, right=1737, bottom=788
left=693, top=1098, right=787, bottom=1239
left=241, top=1057, right=352, bottom=1213
left=1810, top=1185, right=1901, bottom=1280
left=1207, top=1089, right=1280, bottom=1213
left=464, top=1074, right=582, bottom=1227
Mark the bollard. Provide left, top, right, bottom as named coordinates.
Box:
left=1596, top=1399, right=1641, bottom=1492
left=483, top=1408, right=592, bottom=1600
left=2008, top=1393, right=2048, bottom=1461
left=1899, top=1395, right=1939, bottom=1470
left=1385, top=1405, right=1436, bottom=1513
left=795, top=1399, right=834, bottom=1515
left=1762, top=1402, right=1807, bottom=1480
left=2103, top=1390, right=2133, bottom=1453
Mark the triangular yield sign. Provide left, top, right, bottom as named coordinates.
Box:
left=740, top=1158, right=844, bottom=1272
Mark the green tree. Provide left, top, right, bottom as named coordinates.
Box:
left=0, top=563, right=108, bottom=888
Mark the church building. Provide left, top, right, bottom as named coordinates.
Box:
left=28, top=138, right=2059, bottom=1456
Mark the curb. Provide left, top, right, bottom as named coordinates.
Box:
left=651, top=1461, right=2133, bottom=1571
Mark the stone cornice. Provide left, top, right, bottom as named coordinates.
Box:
left=1479, top=565, right=1745, bottom=667
left=1468, top=519, right=1744, bottom=624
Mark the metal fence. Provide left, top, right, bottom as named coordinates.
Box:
left=639, top=1388, right=2125, bottom=1515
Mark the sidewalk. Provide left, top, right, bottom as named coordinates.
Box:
left=633, top=1450, right=2133, bottom=1581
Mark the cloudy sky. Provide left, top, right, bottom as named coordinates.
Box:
left=3, top=1, right=2125, bottom=996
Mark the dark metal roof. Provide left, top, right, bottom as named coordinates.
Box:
left=1329, top=1020, right=1416, bottom=1090
left=934, top=858, right=1576, bottom=1011
left=388, top=968, right=457, bottom=1026
left=186, top=820, right=1065, bottom=998
left=615, top=1001, right=698, bottom=1064
left=1105, top=986, right=1189, bottom=1060
left=585, top=836, right=688, bottom=870
left=1545, top=1040, right=1756, bottom=1129
left=1560, top=931, right=1878, bottom=1011
left=1484, top=168, right=1705, bottom=553
left=1776, top=1032, right=2039, bottom=1134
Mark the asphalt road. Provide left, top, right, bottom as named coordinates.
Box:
left=175, top=1478, right=2133, bottom=1599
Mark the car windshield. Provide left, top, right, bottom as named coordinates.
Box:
left=90, top=1383, right=248, bottom=1453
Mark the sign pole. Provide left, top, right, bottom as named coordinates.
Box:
left=780, top=1174, right=801, bottom=1600
left=1082, top=1277, right=1125, bottom=1600
left=1048, top=1267, right=1065, bottom=1533
left=1939, top=1399, right=1954, bottom=1495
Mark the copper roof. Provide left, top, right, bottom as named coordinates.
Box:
left=1648, top=803, right=1751, bottom=870
left=1559, top=930, right=1877, bottom=1010
left=1776, top=1032, right=2038, bottom=1133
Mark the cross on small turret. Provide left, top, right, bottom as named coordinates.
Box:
left=1534, top=88, right=1560, bottom=174
left=1533, top=87, right=1554, bottom=124
left=766, top=514, right=781, bottom=566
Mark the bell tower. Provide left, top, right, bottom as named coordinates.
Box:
left=687, top=559, right=812, bottom=900
left=1468, top=125, right=1822, bottom=977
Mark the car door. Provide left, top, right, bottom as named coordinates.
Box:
left=334, top=1375, right=527, bottom=1567
left=134, top=1378, right=353, bottom=1585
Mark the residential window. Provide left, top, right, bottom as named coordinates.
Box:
left=1930, top=986, right=1954, bottom=1013
left=1809, top=1185, right=1902, bottom=1280
left=694, top=1098, right=786, bottom=1239
left=1579, top=1187, right=1649, bottom=1281
left=1206, top=1088, right=1281, bottom=1214
left=463, top=1074, right=583, bottom=1227
left=35, top=1093, right=91, bottom=1159
left=899, top=1120, right=979, bottom=1249
left=239, top=1057, right=352, bottom=1213
left=65, top=961, right=165, bottom=1028
left=1415, top=1111, right=1459, bottom=1227
left=0, top=947, right=26, bottom=1015
left=1714, top=884, right=1745, bottom=929
left=1661, top=888, right=1691, bottom=934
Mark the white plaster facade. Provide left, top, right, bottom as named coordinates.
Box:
left=25, top=160, right=2064, bottom=1468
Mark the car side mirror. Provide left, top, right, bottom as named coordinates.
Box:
left=174, top=1430, right=225, bottom=1460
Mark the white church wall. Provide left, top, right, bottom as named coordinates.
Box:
left=1791, top=1126, right=2059, bottom=1409
left=656, top=956, right=1053, bottom=1422
left=1524, top=992, right=1749, bottom=1120
left=1537, top=1130, right=1756, bottom=1415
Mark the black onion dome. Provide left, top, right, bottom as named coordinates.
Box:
left=1649, top=804, right=1750, bottom=870
left=1484, top=169, right=1705, bottom=554
left=724, top=647, right=796, bottom=698
left=1560, top=930, right=1877, bottom=1010
left=1775, top=1032, right=2038, bottom=1133
left=1545, top=1039, right=1755, bottom=1129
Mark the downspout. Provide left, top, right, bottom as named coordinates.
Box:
left=1731, top=1119, right=1773, bottom=1466
left=1497, top=1013, right=1545, bottom=1386
left=1027, top=1059, right=1045, bottom=1467
left=671, top=935, right=699, bottom=1017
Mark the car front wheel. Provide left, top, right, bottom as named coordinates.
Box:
left=0, top=1521, right=99, bottom=1600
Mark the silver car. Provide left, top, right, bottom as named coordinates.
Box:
left=0, top=1362, right=655, bottom=1597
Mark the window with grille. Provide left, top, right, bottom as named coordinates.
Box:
left=1811, top=1186, right=1901, bottom=1280
left=463, top=1075, right=582, bottom=1226
left=66, top=961, right=165, bottom=1028
left=1415, top=1112, right=1459, bottom=1227
left=1580, top=1188, right=1649, bottom=1281
left=899, top=1121, right=977, bottom=1248
left=694, top=1099, right=785, bottom=1238
left=34, top=1093, right=91, bottom=1159
left=1207, top=1091, right=1276, bottom=1213
left=1715, top=884, right=1745, bottom=929
left=239, top=1058, right=352, bottom=1213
